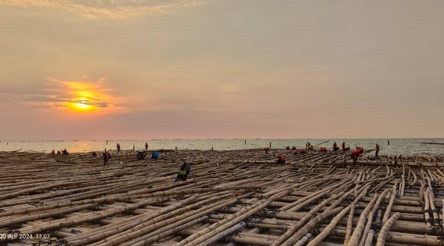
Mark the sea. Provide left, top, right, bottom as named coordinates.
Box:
left=0, top=139, right=443, bottom=156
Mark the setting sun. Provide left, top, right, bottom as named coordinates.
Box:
left=70, top=98, right=93, bottom=111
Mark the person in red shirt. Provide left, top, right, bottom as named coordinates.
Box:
left=375, top=144, right=380, bottom=160
left=277, top=155, right=286, bottom=164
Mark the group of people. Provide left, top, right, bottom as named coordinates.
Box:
left=50, top=149, right=69, bottom=156
left=267, top=141, right=383, bottom=164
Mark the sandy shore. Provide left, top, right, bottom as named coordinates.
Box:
left=0, top=149, right=443, bottom=245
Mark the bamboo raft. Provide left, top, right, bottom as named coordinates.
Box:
left=1, top=149, right=444, bottom=246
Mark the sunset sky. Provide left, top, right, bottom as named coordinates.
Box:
left=1, top=0, right=443, bottom=140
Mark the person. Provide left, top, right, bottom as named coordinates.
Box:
left=151, top=150, right=159, bottom=159
left=62, top=149, right=69, bottom=155
left=136, top=150, right=145, bottom=160
left=103, top=150, right=111, bottom=166
left=50, top=150, right=55, bottom=156
left=57, top=150, right=61, bottom=155
left=117, top=143, right=121, bottom=152
left=319, top=147, right=327, bottom=152
left=286, top=146, right=290, bottom=150
left=92, top=151, right=97, bottom=157
left=375, top=144, right=380, bottom=160
left=175, top=162, right=192, bottom=182
left=145, top=142, right=148, bottom=150
left=333, top=142, right=339, bottom=151
left=350, top=150, right=359, bottom=164
left=292, top=146, right=296, bottom=150
left=264, top=147, right=270, bottom=154
left=308, top=144, right=314, bottom=151
left=342, top=142, right=345, bottom=150
left=306, top=142, right=311, bottom=150
left=388, top=140, right=390, bottom=145
left=277, top=155, right=286, bottom=164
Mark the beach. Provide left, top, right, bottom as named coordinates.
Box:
left=1, top=149, right=444, bottom=245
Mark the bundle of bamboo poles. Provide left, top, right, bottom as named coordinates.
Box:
left=0, top=150, right=443, bottom=245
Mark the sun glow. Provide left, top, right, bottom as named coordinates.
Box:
left=47, top=80, right=121, bottom=114
left=70, top=98, right=93, bottom=111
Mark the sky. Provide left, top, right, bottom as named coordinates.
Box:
left=1, top=0, right=444, bottom=140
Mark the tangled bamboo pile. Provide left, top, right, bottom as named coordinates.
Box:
left=1, top=149, right=444, bottom=246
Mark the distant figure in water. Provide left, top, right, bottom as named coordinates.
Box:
left=116, top=143, right=121, bottom=152
left=57, top=150, right=62, bottom=155
left=306, top=142, right=311, bottom=150
left=151, top=150, right=159, bottom=159
left=292, top=146, right=296, bottom=150
left=277, top=155, right=286, bottom=164
left=133, top=144, right=135, bottom=151
left=103, top=150, right=111, bottom=166
left=264, top=147, right=270, bottom=154
left=286, top=146, right=290, bottom=150
left=333, top=142, right=339, bottom=151
left=145, top=142, right=148, bottom=150
left=92, top=151, right=97, bottom=157
left=50, top=150, right=55, bottom=156
left=388, top=140, right=390, bottom=145
left=62, top=149, right=69, bottom=155
left=375, top=144, right=380, bottom=160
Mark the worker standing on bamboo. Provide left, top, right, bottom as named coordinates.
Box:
left=333, top=142, right=339, bottom=151
left=103, top=150, right=111, bottom=166
left=375, top=144, right=380, bottom=160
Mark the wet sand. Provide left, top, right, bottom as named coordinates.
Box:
left=0, top=149, right=443, bottom=245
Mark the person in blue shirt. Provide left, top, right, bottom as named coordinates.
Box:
left=151, top=150, right=159, bottom=159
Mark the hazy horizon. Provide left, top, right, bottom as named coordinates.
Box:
left=1, top=0, right=444, bottom=140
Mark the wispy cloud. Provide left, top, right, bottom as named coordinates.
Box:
left=1, top=0, right=203, bottom=19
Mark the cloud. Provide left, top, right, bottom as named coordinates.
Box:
left=1, top=0, right=203, bottom=19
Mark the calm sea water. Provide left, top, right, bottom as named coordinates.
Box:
left=0, top=139, right=443, bottom=156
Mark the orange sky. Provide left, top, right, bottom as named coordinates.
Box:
left=1, top=0, right=444, bottom=140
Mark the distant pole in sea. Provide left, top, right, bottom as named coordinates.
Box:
left=245, top=140, right=247, bottom=144
left=388, top=140, right=390, bottom=145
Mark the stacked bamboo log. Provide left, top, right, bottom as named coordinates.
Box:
left=0, top=149, right=444, bottom=245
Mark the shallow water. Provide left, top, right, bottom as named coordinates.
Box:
left=1, top=138, right=443, bottom=156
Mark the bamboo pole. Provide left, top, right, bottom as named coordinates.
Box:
left=343, top=204, right=355, bottom=245
left=346, top=194, right=378, bottom=246
left=307, top=205, right=351, bottom=246
left=375, top=212, right=401, bottom=246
